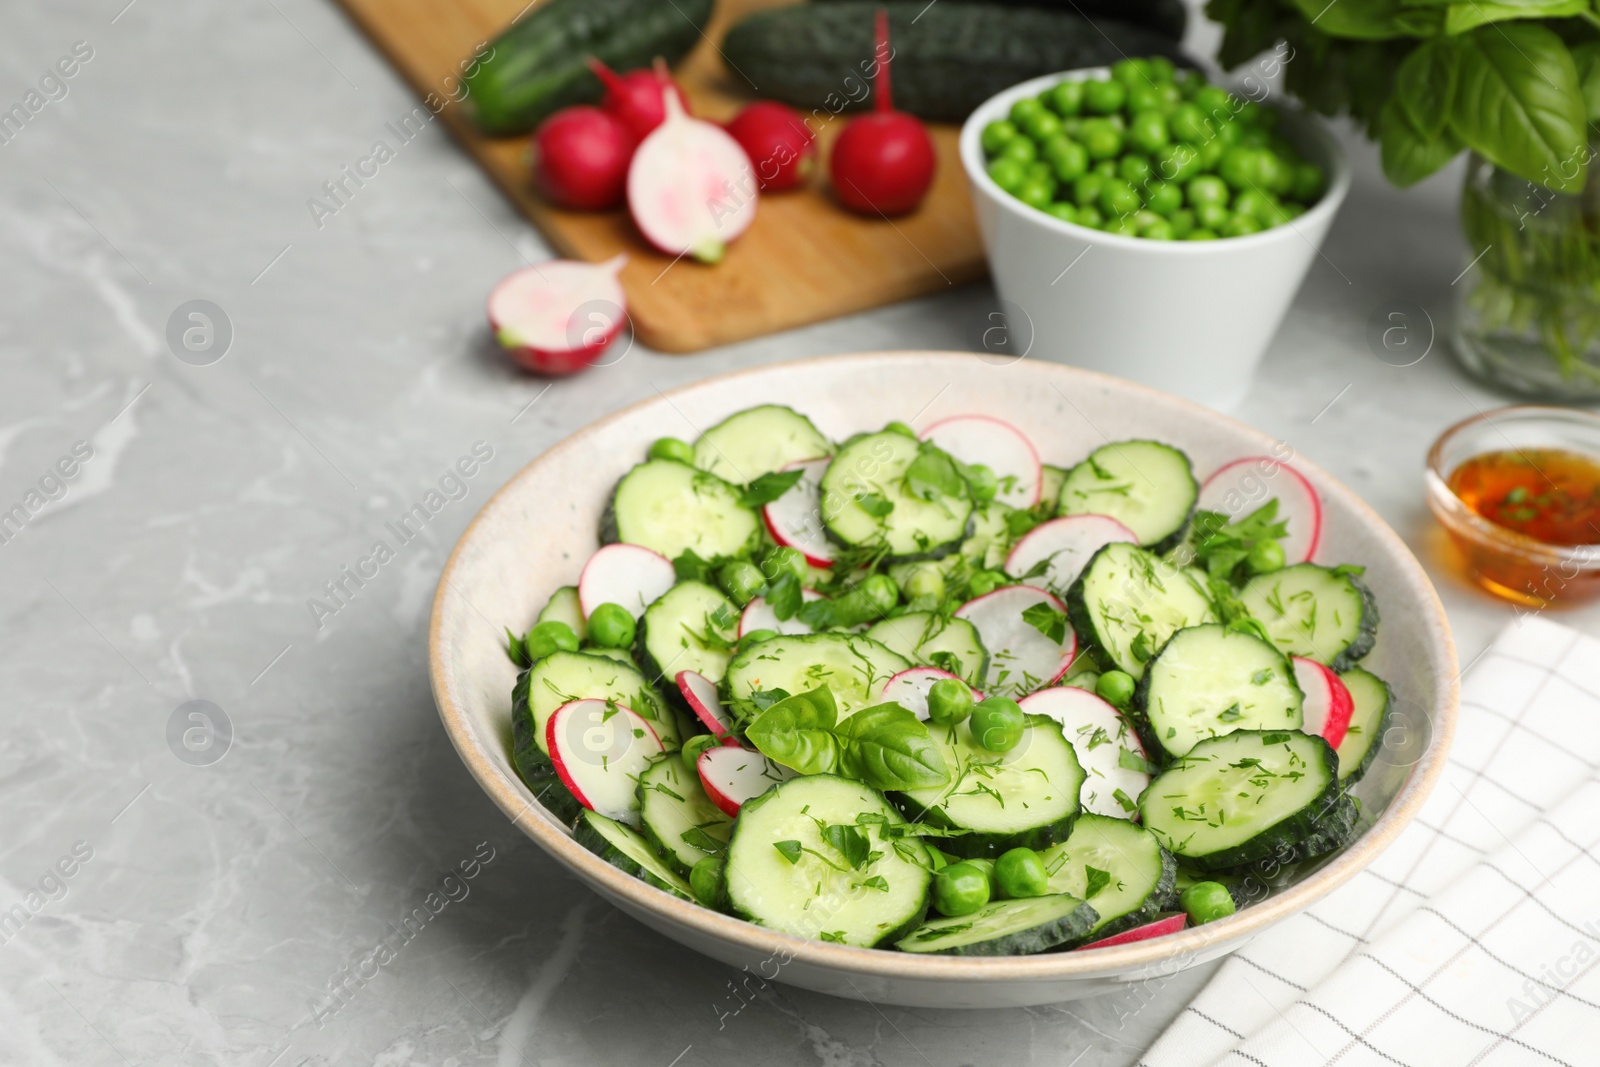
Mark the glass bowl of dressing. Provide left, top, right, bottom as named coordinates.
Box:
left=1427, top=405, right=1600, bottom=606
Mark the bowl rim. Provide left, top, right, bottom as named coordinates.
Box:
left=429, top=351, right=1459, bottom=983
left=956, top=68, right=1353, bottom=253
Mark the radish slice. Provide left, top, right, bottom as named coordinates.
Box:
left=1199, top=457, right=1322, bottom=564
left=546, top=699, right=665, bottom=827
left=761, top=458, right=834, bottom=567
left=738, top=589, right=825, bottom=637
left=1005, top=515, right=1139, bottom=598
left=578, top=543, right=676, bottom=619
left=1018, top=687, right=1149, bottom=819
left=487, top=256, right=628, bottom=377
left=921, top=415, right=1042, bottom=509
left=697, top=746, right=795, bottom=817
left=954, top=586, right=1077, bottom=699
left=1076, top=913, right=1188, bottom=951
left=677, top=670, right=739, bottom=744
left=1293, top=656, right=1355, bottom=750
left=627, top=88, right=757, bottom=264
left=880, top=667, right=985, bottom=721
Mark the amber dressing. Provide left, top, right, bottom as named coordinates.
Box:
left=1448, top=448, right=1600, bottom=547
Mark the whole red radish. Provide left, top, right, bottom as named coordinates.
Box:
left=533, top=106, right=633, bottom=210
left=487, top=255, right=629, bottom=376
left=830, top=9, right=936, bottom=215
left=726, top=102, right=816, bottom=191
left=588, top=57, right=689, bottom=142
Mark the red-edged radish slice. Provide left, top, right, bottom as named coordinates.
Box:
left=954, top=586, right=1077, bottom=698
left=578, top=543, right=676, bottom=619
left=1199, top=457, right=1323, bottom=564
left=1018, top=687, right=1149, bottom=819
left=627, top=88, right=757, bottom=264
left=1005, top=515, right=1139, bottom=598
left=921, top=415, right=1042, bottom=509
left=880, top=667, right=985, bottom=721
left=487, top=256, right=629, bottom=377
left=1293, top=656, right=1355, bottom=749
left=1075, top=913, right=1188, bottom=951
left=676, top=670, right=739, bottom=744
left=761, top=457, right=834, bottom=567
left=738, top=589, right=825, bottom=637
left=546, top=699, right=665, bottom=827
left=697, top=746, right=795, bottom=817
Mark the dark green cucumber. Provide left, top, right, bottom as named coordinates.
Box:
left=574, top=809, right=695, bottom=899
left=896, top=894, right=1099, bottom=955
left=1335, top=667, right=1393, bottom=784
left=510, top=669, right=581, bottom=824
left=813, top=0, right=1188, bottom=39
left=1239, top=564, right=1380, bottom=671
left=462, top=0, right=713, bottom=134
left=1041, top=814, right=1178, bottom=943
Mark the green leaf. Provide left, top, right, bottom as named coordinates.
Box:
left=505, top=627, right=530, bottom=669
left=673, top=549, right=721, bottom=584
left=860, top=875, right=890, bottom=891
left=835, top=702, right=951, bottom=790
left=1190, top=500, right=1289, bottom=583
left=1118, top=747, right=1156, bottom=774
left=821, top=823, right=872, bottom=869
left=774, top=839, right=803, bottom=864
left=1379, top=95, right=1464, bottom=186
left=738, top=468, right=804, bottom=509
left=766, top=570, right=802, bottom=620
left=904, top=442, right=967, bottom=502
left=856, top=492, right=895, bottom=518
left=1450, top=23, right=1587, bottom=192
left=1396, top=38, right=1458, bottom=139
left=1084, top=865, right=1112, bottom=899
left=1444, top=0, right=1587, bottom=36
left=1572, top=41, right=1600, bottom=122
left=1288, top=0, right=1443, bottom=39
left=746, top=686, right=841, bottom=775
left=1021, top=601, right=1069, bottom=644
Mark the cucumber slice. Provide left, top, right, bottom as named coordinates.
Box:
left=638, top=753, right=733, bottom=876
left=1133, top=624, right=1304, bottom=760
left=723, top=775, right=932, bottom=948
left=1067, top=542, right=1217, bottom=678
left=1239, top=563, right=1379, bottom=671
left=574, top=809, right=693, bottom=899
left=1139, top=729, right=1346, bottom=871
left=896, top=894, right=1098, bottom=956
left=602, top=459, right=761, bottom=562
left=1041, top=814, right=1177, bottom=941
left=819, top=431, right=973, bottom=561
left=959, top=502, right=1013, bottom=569
left=514, top=650, right=676, bottom=759
left=510, top=669, right=581, bottom=824
left=1057, top=440, right=1198, bottom=552
left=864, top=611, right=988, bottom=687
left=1039, top=463, right=1069, bottom=507
left=692, top=404, right=833, bottom=484
left=636, top=581, right=740, bottom=684
left=536, top=585, right=586, bottom=641
left=1335, top=667, right=1393, bottom=783
left=898, top=715, right=1085, bottom=857
left=722, top=633, right=910, bottom=723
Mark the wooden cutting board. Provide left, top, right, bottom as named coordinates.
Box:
left=332, top=0, right=987, bottom=352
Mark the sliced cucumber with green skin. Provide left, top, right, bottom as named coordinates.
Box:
left=1335, top=667, right=1393, bottom=783
left=1067, top=542, right=1217, bottom=679
left=723, top=775, right=932, bottom=948
left=897, top=715, right=1084, bottom=857
left=537, top=585, right=586, bottom=641
left=1239, top=564, right=1379, bottom=671
left=638, top=753, right=733, bottom=876
left=1139, top=729, right=1346, bottom=872
left=960, top=503, right=1013, bottom=569
left=896, top=894, right=1099, bottom=956
left=1133, top=624, right=1304, bottom=760
left=722, top=633, right=910, bottom=724
left=1057, top=440, right=1198, bottom=553
left=574, top=809, right=693, bottom=900
left=693, top=404, right=833, bottom=484
left=636, top=581, right=740, bottom=685
left=602, top=459, right=761, bottom=562
left=864, top=611, right=988, bottom=687
left=510, top=669, right=582, bottom=824
left=1040, top=463, right=1069, bottom=507
left=1041, top=814, right=1177, bottom=941
left=515, top=650, right=677, bottom=759
left=819, top=431, right=973, bottom=561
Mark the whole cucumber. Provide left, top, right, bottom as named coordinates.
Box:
left=463, top=0, right=713, bottom=135
left=812, top=0, right=1188, bottom=41
left=723, top=2, right=1190, bottom=124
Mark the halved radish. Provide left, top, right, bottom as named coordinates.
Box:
left=761, top=457, right=834, bottom=567
left=880, top=667, right=984, bottom=721
left=1018, top=687, right=1148, bottom=819
left=921, top=415, right=1042, bottom=509
left=697, top=746, right=795, bottom=817
left=738, top=589, right=825, bottom=637
left=578, top=543, right=675, bottom=619
left=1293, top=656, right=1355, bottom=749
left=1005, top=515, right=1138, bottom=598
left=627, top=87, right=757, bottom=264
left=1199, top=457, right=1322, bottom=564
left=546, top=699, right=665, bottom=827
left=677, top=670, right=739, bottom=744
left=954, top=586, right=1077, bottom=698
left=1075, top=913, right=1188, bottom=951
left=487, top=256, right=629, bottom=376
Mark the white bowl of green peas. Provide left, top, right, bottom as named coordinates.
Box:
left=958, top=59, right=1349, bottom=412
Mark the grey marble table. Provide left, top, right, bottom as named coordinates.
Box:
left=5, top=2, right=1598, bottom=1066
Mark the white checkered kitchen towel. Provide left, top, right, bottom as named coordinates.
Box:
left=1142, top=615, right=1600, bottom=1067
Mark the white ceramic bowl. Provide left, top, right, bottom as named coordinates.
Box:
left=429, top=352, right=1456, bottom=1009
left=958, top=71, right=1352, bottom=412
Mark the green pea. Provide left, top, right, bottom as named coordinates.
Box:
left=1104, top=215, right=1141, bottom=237
left=933, top=862, right=992, bottom=917
left=1193, top=85, right=1237, bottom=119
left=1257, top=150, right=1294, bottom=196
left=1218, top=146, right=1263, bottom=191
left=900, top=563, right=945, bottom=602
left=1009, top=97, right=1046, bottom=126
left=1079, top=120, right=1122, bottom=160
left=1141, top=219, right=1174, bottom=240
left=648, top=437, right=695, bottom=464
left=1092, top=159, right=1118, bottom=180
left=681, top=733, right=721, bottom=773
left=1000, top=136, right=1037, bottom=165
left=1044, top=138, right=1088, bottom=182
left=1144, top=179, right=1182, bottom=216
left=716, top=559, right=766, bottom=607
left=1044, top=202, right=1078, bottom=224
left=1126, top=82, right=1165, bottom=116
left=1047, top=79, right=1085, bottom=116
left=1075, top=204, right=1105, bottom=228
left=1017, top=178, right=1055, bottom=210
left=689, top=854, right=724, bottom=908
left=1072, top=173, right=1106, bottom=207
left=1282, top=202, right=1307, bottom=221
left=586, top=602, right=636, bottom=649
left=763, top=545, right=808, bottom=584
left=1195, top=200, right=1229, bottom=230
left=1023, top=109, right=1063, bottom=142
left=526, top=619, right=579, bottom=660
left=1155, top=143, right=1201, bottom=184
left=1168, top=104, right=1211, bottom=145
left=1110, top=58, right=1150, bottom=87
left=1213, top=118, right=1243, bottom=147
left=1221, top=213, right=1264, bottom=237
left=987, top=157, right=1027, bottom=194
left=1026, top=160, right=1055, bottom=187
left=1127, top=110, right=1170, bottom=155
left=1096, top=670, right=1136, bottom=707
left=1147, top=56, right=1176, bottom=83
left=1100, top=178, right=1141, bottom=219
left=1118, top=154, right=1153, bottom=188
left=1179, top=881, right=1237, bottom=925
left=971, top=697, right=1025, bottom=752
left=1175, top=69, right=1203, bottom=96
left=1186, top=227, right=1218, bottom=240
left=981, top=119, right=1018, bottom=156
left=994, top=847, right=1051, bottom=898
left=1196, top=137, right=1228, bottom=171
left=1247, top=539, right=1287, bottom=575
left=860, top=574, right=900, bottom=616
left=1131, top=209, right=1164, bottom=231
left=1083, top=77, right=1127, bottom=115
left=1168, top=208, right=1195, bottom=238
left=1231, top=188, right=1275, bottom=221
left=927, top=677, right=975, bottom=725
left=740, top=627, right=779, bottom=648
left=967, top=569, right=1007, bottom=597
left=1186, top=174, right=1230, bottom=209
left=965, top=463, right=999, bottom=503
left=1238, top=126, right=1270, bottom=149
left=1291, top=162, right=1327, bottom=202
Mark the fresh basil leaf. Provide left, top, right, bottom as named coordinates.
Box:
left=774, top=839, right=803, bottom=864
left=796, top=596, right=842, bottom=631
left=835, top=702, right=951, bottom=790
left=1084, top=865, right=1112, bottom=899
left=681, top=826, right=725, bottom=853
left=1450, top=23, right=1587, bottom=192
left=746, top=686, right=841, bottom=775
left=860, top=875, right=890, bottom=892
left=504, top=627, right=530, bottom=669
left=673, top=549, right=721, bottom=584
left=1021, top=601, right=1068, bottom=644
left=1288, top=0, right=1442, bottom=38
left=1444, top=0, right=1586, bottom=36
left=1572, top=41, right=1600, bottom=122
left=1382, top=91, right=1463, bottom=188
left=766, top=570, right=802, bottom=620
left=856, top=492, right=895, bottom=518
left=738, top=468, right=804, bottom=509
left=821, top=823, right=871, bottom=869
left=904, top=442, right=966, bottom=502
left=749, top=687, right=791, bottom=712
left=1395, top=37, right=1458, bottom=139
